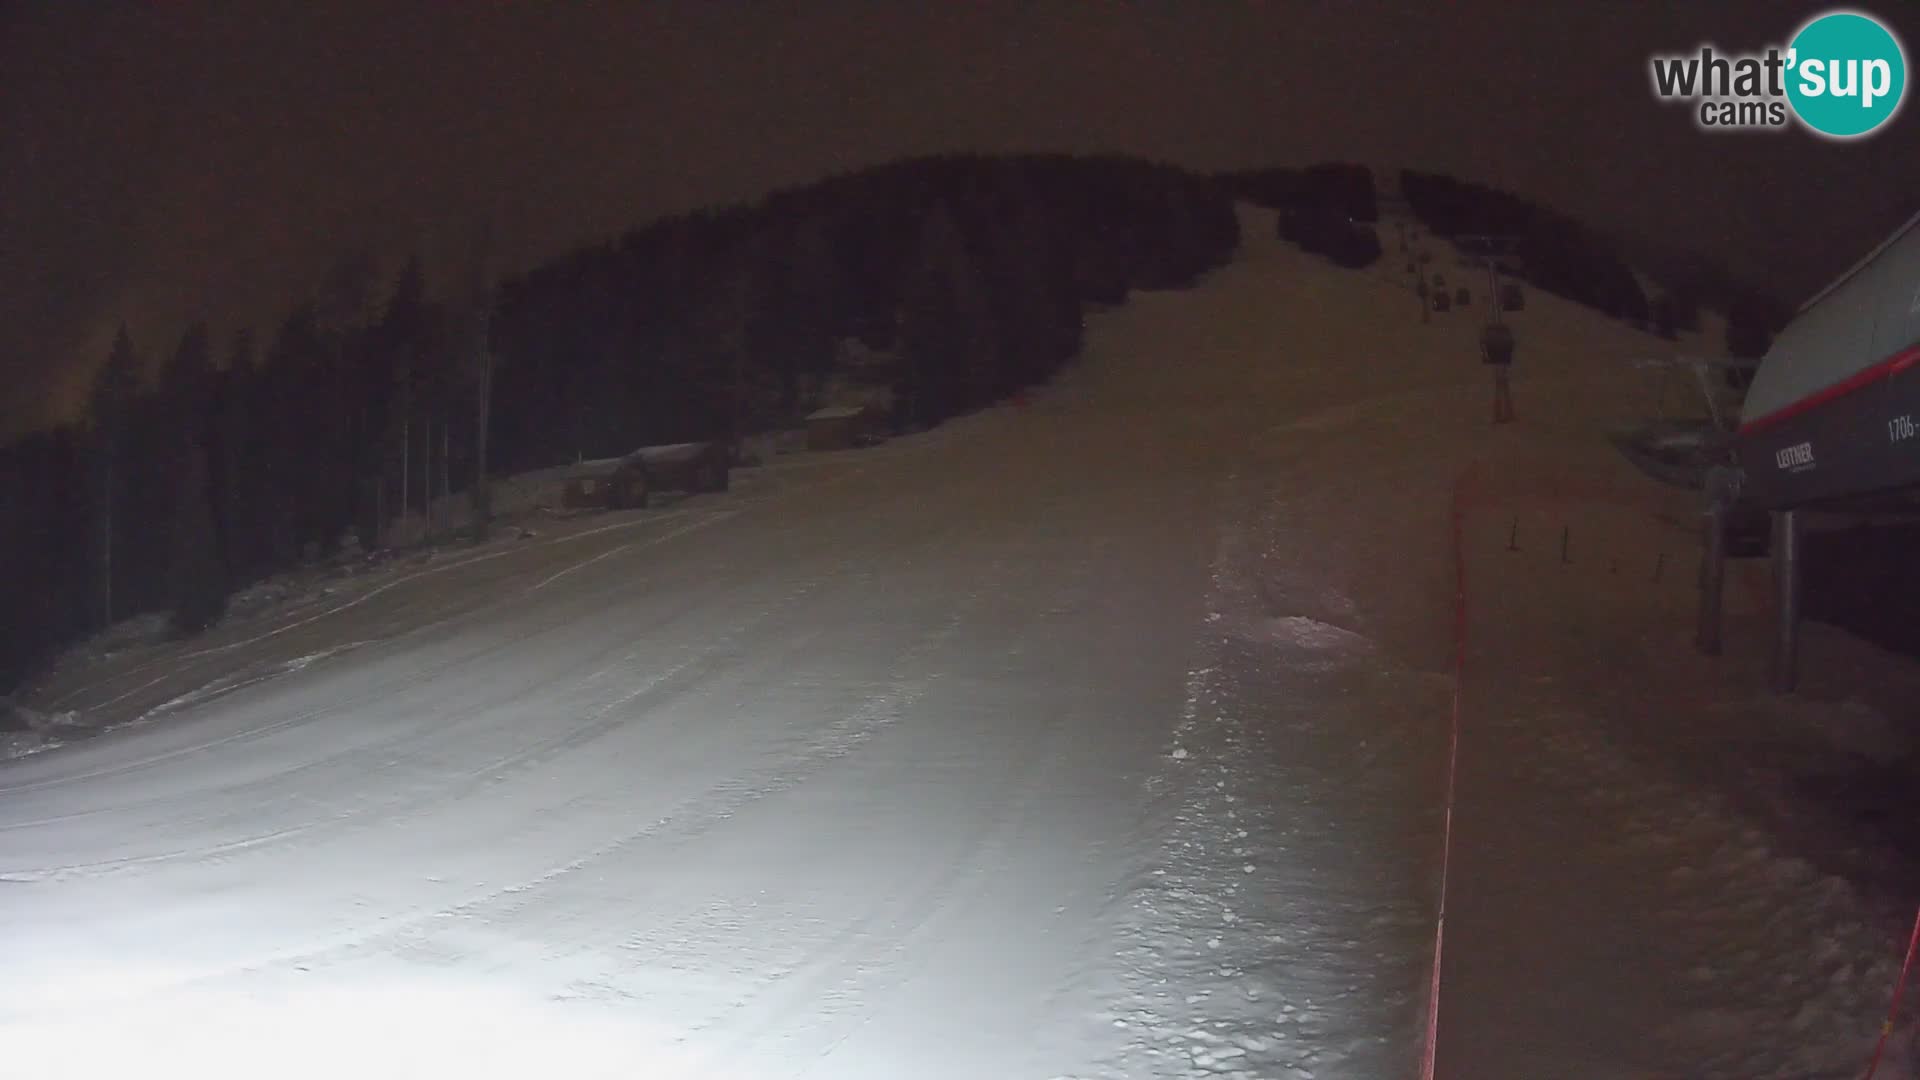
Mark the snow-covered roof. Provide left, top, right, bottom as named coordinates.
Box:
left=1794, top=208, right=1920, bottom=315
left=1743, top=209, right=1920, bottom=422
left=628, top=441, right=713, bottom=465
left=567, top=456, right=627, bottom=475
left=806, top=405, right=866, bottom=421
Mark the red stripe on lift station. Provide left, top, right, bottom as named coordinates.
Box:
left=1740, top=344, right=1920, bottom=437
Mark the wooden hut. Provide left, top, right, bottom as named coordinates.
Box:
left=628, top=441, right=729, bottom=500
left=561, top=456, right=647, bottom=510
left=805, top=405, right=872, bottom=451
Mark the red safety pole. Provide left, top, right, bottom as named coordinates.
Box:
left=1421, top=464, right=1476, bottom=1080
left=1862, top=906, right=1920, bottom=1079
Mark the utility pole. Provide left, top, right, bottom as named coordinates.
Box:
left=725, top=233, right=759, bottom=454
left=473, top=316, right=493, bottom=542
left=99, top=451, right=113, bottom=627
left=730, top=261, right=747, bottom=451
left=466, top=206, right=503, bottom=544
left=1696, top=467, right=1737, bottom=656
left=400, top=411, right=410, bottom=538
left=1771, top=507, right=1803, bottom=692
left=1481, top=253, right=1516, bottom=423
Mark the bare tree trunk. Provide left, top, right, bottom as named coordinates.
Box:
left=440, top=419, right=450, bottom=536
left=99, top=455, right=113, bottom=629
left=425, top=415, right=437, bottom=539
left=400, top=414, right=410, bottom=542
left=468, top=232, right=498, bottom=544
left=419, top=417, right=429, bottom=539
left=731, top=328, right=745, bottom=449
left=419, top=412, right=429, bottom=532
left=473, top=341, right=493, bottom=542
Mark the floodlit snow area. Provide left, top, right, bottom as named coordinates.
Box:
left=6, top=206, right=1920, bottom=1078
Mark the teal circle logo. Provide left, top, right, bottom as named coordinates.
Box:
left=1786, top=11, right=1907, bottom=138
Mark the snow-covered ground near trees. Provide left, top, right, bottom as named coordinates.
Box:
left=4, top=205, right=1919, bottom=1079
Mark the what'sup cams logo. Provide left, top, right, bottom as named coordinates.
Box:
left=1649, top=9, right=1907, bottom=139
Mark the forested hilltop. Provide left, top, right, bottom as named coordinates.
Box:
left=1, top=154, right=1239, bottom=688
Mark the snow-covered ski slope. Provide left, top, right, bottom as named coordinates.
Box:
left=5, top=206, right=1917, bottom=1079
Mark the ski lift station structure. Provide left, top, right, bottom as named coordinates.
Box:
left=1703, top=210, right=1920, bottom=690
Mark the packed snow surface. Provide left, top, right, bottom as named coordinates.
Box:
left=5, top=207, right=1917, bottom=1078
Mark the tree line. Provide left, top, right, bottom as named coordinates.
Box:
left=0, top=153, right=1239, bottom=690
left=1216, top=162, right=1378, bottom=224
left=1396, top=169, right=1787, bottom=354
left=1230, top=162, right=1790, bottom=350
left=1216, top=163, right=1383, bottom=269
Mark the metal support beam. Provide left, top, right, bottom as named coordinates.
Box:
left=1696, top=502, right=1726, bottom=656
left=1770, top=507, right=1803, bottom=693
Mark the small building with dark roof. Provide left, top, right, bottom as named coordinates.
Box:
left=805, top=405, right=876, bottom=451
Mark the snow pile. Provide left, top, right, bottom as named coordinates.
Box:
left=0, top=696, right=83, bottom=759
left=41, top=612, right=173, bottom=674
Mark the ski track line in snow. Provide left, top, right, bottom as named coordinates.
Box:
left=39, top=447, right=881, bottom=714
left=675, top=558, right=1096, bottom=1071
left=38, top=526, right=605, bottom=711
left=42, top=507, right=712, bottom=715
left=136, top=642, right=370, bottom=718
left=525, top=543, right=634, bottom=593
left=0, top=568, right=692, bottom=805
left=523, top=510, right=742, bottom=594
left=0, top=603, right=684, bottom=837
left=60, top=464, right=995, bottom=964
left=10, top=642, right=386, bottom=771
left=414, top=551, right=1025, bottom=936
left=816, top=698, right=1102, bottom=1051
left=0, top=569, right=678, bottom=802
left=209, top=504, right=1038, bottom=1000
left=0, top=610, right=649, bottom=829
left=0, top=466, right=924, bottom=821
left=0, top=639, right=516, bottom=799
left=0, top=507, right=760, bottom=797
left=170, top=554, right=1019, bottom=998
left=715, top=695, right=1083, bottom=1075
left=508, top=539, right=1121, bottom=1029
left=11, top=491, right=894, bottom=826
left=0, top=564, right=849, bottom=882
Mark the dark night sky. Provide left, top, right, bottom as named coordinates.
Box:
left=4, top=1, right=1917, bottom=436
